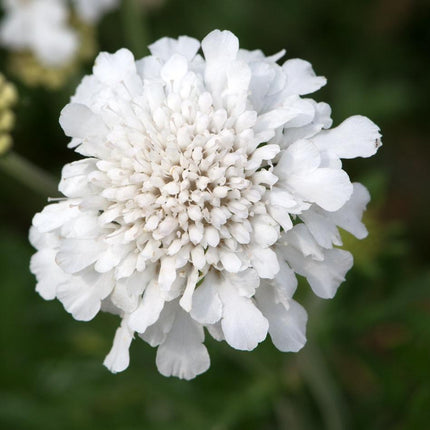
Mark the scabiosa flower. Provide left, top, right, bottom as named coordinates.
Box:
left=30, top=30, right=382, bottom=379
left=0, top=0, right=78, bottom=67
left=0, top=0, right=119, bottom=88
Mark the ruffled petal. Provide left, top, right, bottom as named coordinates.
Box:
left=156, top=309, right=210, bottom=380
left=283, top=58, right=327, bottom=95
left=313, top=115, right=382, bottom=159
left=283, top=245, right=353, bottom=299
left=103, top=321, right=134, bottom=373
left=128, top=280, right=165, bottom=333
left=190, top=271, right=223, bottom=324
left=219, top=279, right=268, bottom=350
left=30, top=248, right=68, bottom=300
left=256, top=286, right=307, bottom=352
left=56, top=271, right=114, bottom=321
left=149, top=35, right=200, bottom=62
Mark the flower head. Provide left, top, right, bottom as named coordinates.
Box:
left=30, top=30, right=381, bottom=379
left=0, top=0, right=78, bottom=67
left=0, top=0, right=119, bottom=87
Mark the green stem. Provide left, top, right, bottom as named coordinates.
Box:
left=121, top=0, right=149, bottom=58
left=297, top=295, right=349, bottom=430
left=0, top=151, right=59, bottom=197
left=297, top=345, right=347, bottom=430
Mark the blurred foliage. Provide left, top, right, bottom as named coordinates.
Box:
left=0, top=0, right=429, bottom=429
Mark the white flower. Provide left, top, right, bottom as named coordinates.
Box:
left=30, top=30, right=382, bottom=379
left=0, top=0, right=78, bottom=67
left=71, top=0, right=119, bottom=23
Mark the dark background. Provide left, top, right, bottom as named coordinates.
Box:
left=1, top=0, right=429, bottom=429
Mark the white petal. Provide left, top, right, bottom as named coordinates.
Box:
left=110, top=281, right=139, bottom=313
left=93, top=48, right=136, bottom=85
left=206, top=322, right=225, bottom=341
left=283, top=247, right=353, bottom=299
left=252, top=215, right=280, bottom=248
left=59, top=159, right=97, bottom=198
left=156, top=309, right=210, bottom=380
left=268, top=205, right=293, bottom=232
left=246, top=143, right=280, bottom=171
left=205, top=226, right=220, bottom=247
left=277, top=139, right=320, bottom=176
left=59, top=103, right=106, bottom=140
left=313, top=115, right=382, bottom=159
left=288, top=168, right=353, bottom=212
left=190, top=246, right=206, bottom=270
left=160, top=54, right=188, bottom=82
left=225, top=269, right=260, bottom=298
left=56, top=271, right=114, bottom=321
left=271, top=258, right=298, bottom=306
left=202, top=30, right=239, bottom=96
left=202, top=29, right=239, bottom=63
left=256, top=286, right=307, bottom=352
left=29, top=226, right=59, bottom=250
left=94, top=246, right=123, bottom=273
left=179, top=268, right=199, bottom=312
left=227, top=60, right=251, bottom=92
left=139, top=301, right=176, bottom=347
left=32, top=202, right=80, bottom=233
left=56, top=238, right=105, bottom=274
left=219, top=280, right=268, bottom=350
left=250, top=247, right=280, bottom=279
left=254, top=109, right=296, bottom=133
left=30, top=249, right=68, bottom=300
left=158, top=256, right=177, bottom=291
left=329, top=182, right=370, bottom=239
left=219, top=249, right=242, bottom=273
left=103, top=321, right=134, bottom=373
left=286, top=224, right=325, bottom=261
left=149, top=35, right=200, bottom=62
left=128, top=281, right=165, bottom=333
left=190, top=272, right=223, bottom=324
left=300, top=208, right=342, bottom=249
left=283, top=58, right=326, bottom=95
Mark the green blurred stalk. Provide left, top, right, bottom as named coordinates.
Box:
left=298, top=345, right=347, bottom=430
left=121, top=0, right=149, bottom=58
left=0, top=151, right=58, bottom=197
left=299, top=295, right=349, bottom=430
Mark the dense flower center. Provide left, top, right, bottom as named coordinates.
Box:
left=94, top=81, right=269, bottom=269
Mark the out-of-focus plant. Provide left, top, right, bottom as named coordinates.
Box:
left=0, top=72, right=16, bottom=154
left=0, top=0, right=119, bottom=89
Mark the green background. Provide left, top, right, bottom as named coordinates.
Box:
left=1, top=0, right=429, bottom=428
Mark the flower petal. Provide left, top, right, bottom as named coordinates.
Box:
left=250, top=247, right=280, bottom=279
left=190, top=272, right=223, bottom=324
left=283, top=58, right=326, bottom=95
left=313, top=115, right=382, bottom=159
left=56, top=271, right=114, bottom=321
left=256, top=286, right=307, bottom=352
left=219, top=280, right=268, bottom=350
left=283, top=246, right=353, bottom=299
left=128, top=280, right=165, bottom=333
left=156, top=309, right=210, bottom=380
left=30, top=248, right=68, bottom=300
left=103, top=321, right=134, bottom=373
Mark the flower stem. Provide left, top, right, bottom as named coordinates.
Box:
left=297, top=295, right=349, bottom=430
left=0, top=151, right=59, bottom=197
left=121, top=0, right=149, bottom=58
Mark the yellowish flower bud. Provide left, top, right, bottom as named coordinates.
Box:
left=0, top=134, right=12, bottom=156
left=0, top=110, right=15, bottom=132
